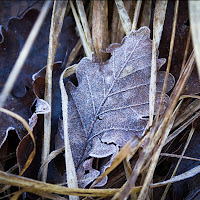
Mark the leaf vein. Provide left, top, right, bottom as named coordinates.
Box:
left=99, top=103, right=148, bottom=116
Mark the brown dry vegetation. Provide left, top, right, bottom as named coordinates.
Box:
left=0, top=1, right=199, bottom=200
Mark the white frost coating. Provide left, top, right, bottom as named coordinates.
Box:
left=35, top=98, right=51, bottom=114
left=0, top=127, right=14, bottom=149
left=28, top=113, right=38, bottom=131
left=32, top=61, right=62, bottom=81
left=32, top=65, right=46, bottom=81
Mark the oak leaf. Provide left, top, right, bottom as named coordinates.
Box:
left=63, top=27, right=175, bottom=187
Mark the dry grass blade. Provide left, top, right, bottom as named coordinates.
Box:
left=111, top=139, right=150, bottom=199
left=147, top=50, right=193, bottom=167
left=115, top=0, right=131, bottom=34
left=174, top=98, right=200, bottom=125
left=140, top=0, right=152, bottom=28
left=92, top=132, right=151, bottom=189
left=114, top=1, right=134, bottom=44
left=167, top=50, right=194, bottom=113
left=0, top=170, right=141, bottom=197
left=0, top=108, right=35, bottom=176
left=0, top=1, right=51, bottom=108
left=152, top=0, right=168, bottom=47
left=42, top=0, right=68, bottom=182
left=138, top=51, right=195, bottom=199
left=24, top=190, right=67, bottom=200
left=70, top=1, right=92, bottom=58
left=38, top=147, right=64, bottom=180
left=156, top=0, right=179, bottom=125
left=1, top=163, right=200, bottom=198
left=181, top=31, right=191, bottom=72
left=180, top=94, right=200, bottom=100
left=112, top=50, right=194, bottom=200
left=160, top=153, right=200, bottom=162
left=189, top=1, right=200, bottom=78
left=92, top=0, right=109, bottom=61
left=149, top=0, right=168, bottom=126
left=136, top=102, right=180, bottom=200
left=123, top=159, right=137, bottom=200
left=67, top=40, right=82, bottom=66
left=2, top=186, right=66, bottom=200
left=0, top=164, right=18, bottom=194
left=152, top=164, right=200, bottom=188
left=161, top=126, right=195, bottom=200
left=131, top=0, right=142, bottom=31
left=0, top=1, right=197, bottom=199
left=172, top=99, right=200, bottom=130
left=111, top=3, right=119, bottom=43
left=166, top=109, right=200, bottom=145
left=10, top=189, right=25, bottom=200
left=76, top=0, right=94, bottom=52
left=0, top=193, right=14, bottom=200
left=63, top=64, right=78, bottom=79
left=60, top=67, right=79, bottom=200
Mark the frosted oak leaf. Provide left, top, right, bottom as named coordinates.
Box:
left=63, top=27, right=175, bottom=187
